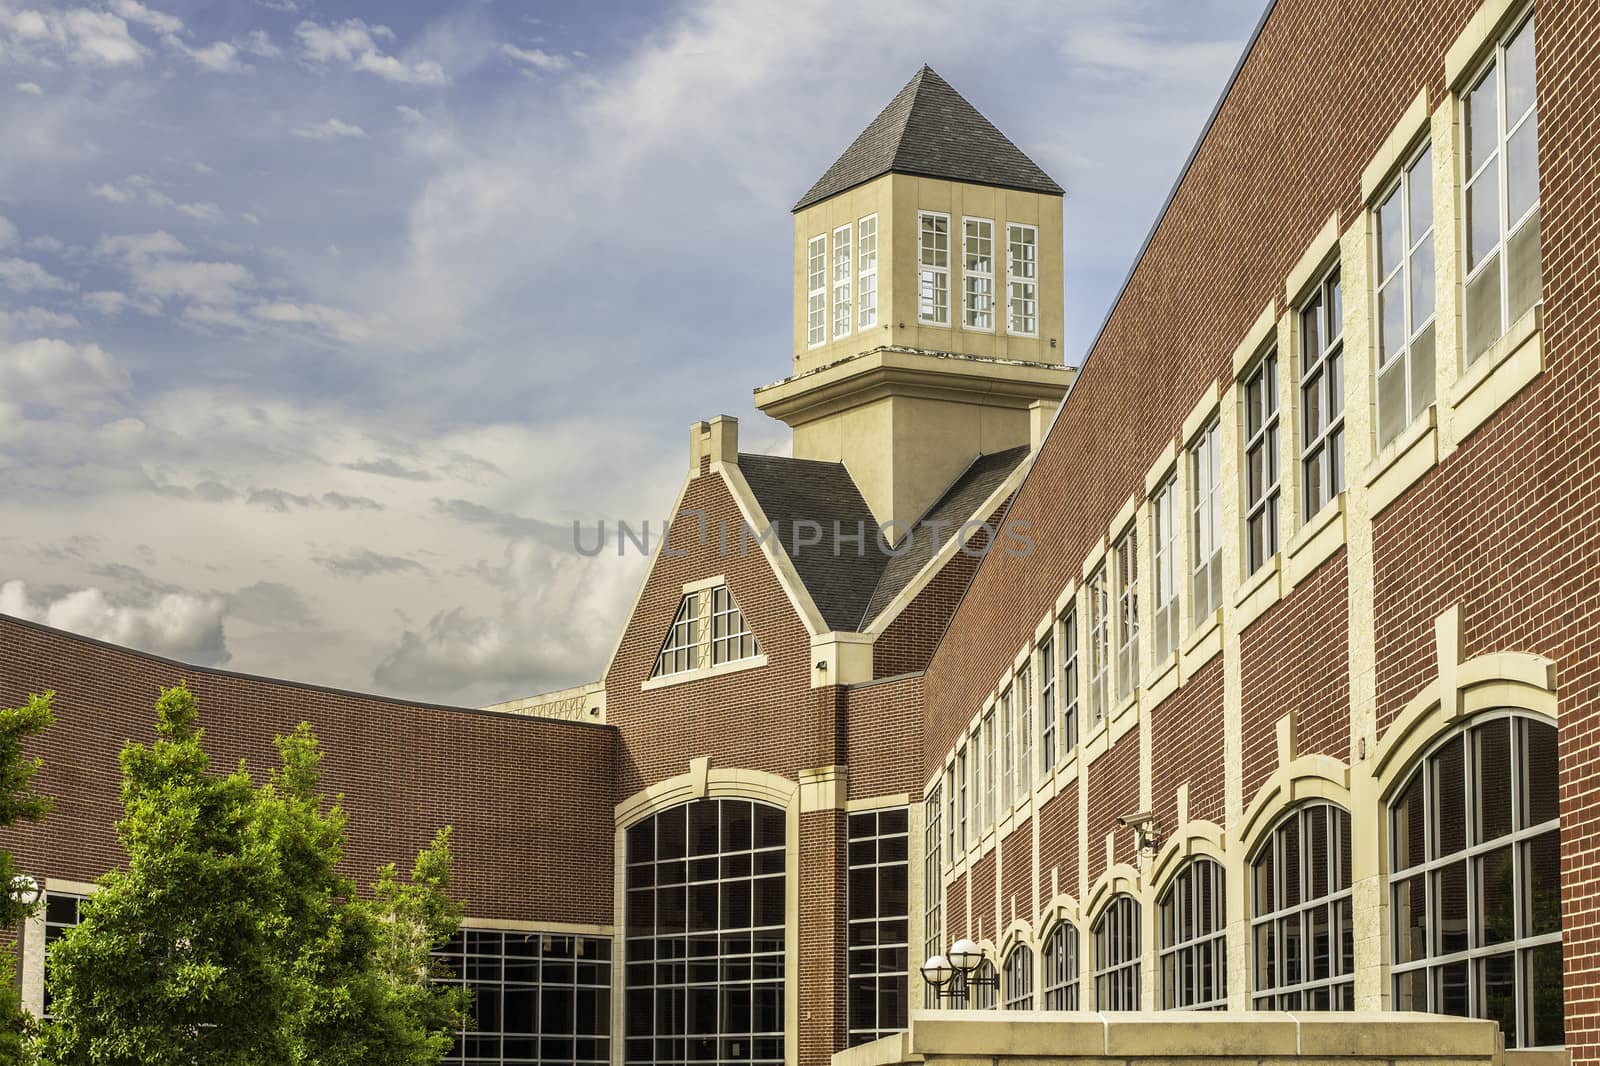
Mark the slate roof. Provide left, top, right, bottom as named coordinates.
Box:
left=737, top=446, right=1031, bottom=633
left=859, top=446, right=1031, bottom=628
left=793, top=66, right=1063, bottom=211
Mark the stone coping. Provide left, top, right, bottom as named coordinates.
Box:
left=834, top=1012, right=1505, bottom=1066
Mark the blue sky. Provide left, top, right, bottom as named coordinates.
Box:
left=0, top=0, right=1264, bottom=705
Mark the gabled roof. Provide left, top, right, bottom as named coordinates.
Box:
left=859, top=446, right=1031, bottom=628
left=738, top=454, right=884, bottom=632
left=793, top=65, right=1063, bottom=212
left=737, top=446, right=1032, bottom=634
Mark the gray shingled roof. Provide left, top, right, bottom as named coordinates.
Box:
left=737, top=447, right=1030, bottom=633
left=793, top=66, right=1063, bottom=212
left=859, top=446, right=1031, bottom=628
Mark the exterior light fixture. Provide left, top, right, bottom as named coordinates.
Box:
left=922, top=938, right=997, bottom=1006
left=8, top=874, right=41, bottom=907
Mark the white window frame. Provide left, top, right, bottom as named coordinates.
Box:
left=1374, top=143, right=1438, bottom=448
left=1298, top=267, right=1345, bottom=522
left=1042, top=922, right=1081, bottom=1009
left=1093, top=895, right=1141, bottom=1009
left=1086, top=571, right=1110, bottom=728
left=1114, top=527, right=1139, bottom=702
left=807, top=234, right=827, bottom=348
left=1242, top=353, right=1281, bottom=575
left=857, top=214, right=878, bottom=330
left=918, top=211, right=951, bottom=326
left=999, top=684, right=1014, bottom=813
left=653, top=592, right=701, bottom=677
left=982, top=708, right=997, bottom=830
left=1250, top=802, right=1355, bottom=1009
left=832, top=223, right=853, bottom=341
left=962, top=216, right=995, bottom=332
left=1039, top=635, right=1057, bottom=769
left=1007, top=223, right=1039, bottom=337
left=1059, top=612, right=1079, bottom=752
left=1151, top=477, right=1179, bottom=665
left=1159, top=858, right=1227, bottom=1010
left=1461, top=11, right=1540, bottom=366
left=846, top=807, right=910, bottom=1043
left=1016, top=664, right=1032, bottom=799
left=710, top=585, right=758, bottom=665
left=1190, top=420, right=1222, bottom=627
left=1003, top=944, right=1035, bottom=1010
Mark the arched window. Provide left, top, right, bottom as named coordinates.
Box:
left=969, top=958, right=998, bottom=1010
left=1003, top=944, right=1034, bottom=1009
left=1159, top=857, right=1226, bottom=1009
left=624, top=799, right=786, bottom=1066
left=1389, top=713, right=1561, bottom=1048
left=1041, top=922, right=1081, bottom=1009
left=1249, top=801, right=1353, bottom=1008
left=1093, top=894, right=1141, bottom=1009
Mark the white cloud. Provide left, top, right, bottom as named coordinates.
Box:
left=0, top=335, right=130, bottom=410
left=1, top=6, right=145, bottom=66
left=176, top=201, right=225, bottom=224
left=500, top=43, right=572, bottom=74
left=0, top=215, right=15, bottom=248
left=0, top=257, right=73, bottom=293
left=89, top=181, right=135, bottom=203
left=292, top=117, right=367, bottom=141
left=294, top=18, right=447, bottom=85
left=0, top=579, right=230, bottom=665
left=181, top=39, right=248, bottom=73
left=95, top=231, right=251, bottom=306
left=14, top=81, right=43, bottom=96
left=97, top=229, right=187, bottom=262
left=82, top=290, right=134, bottom=314
left=252, top=300, right=372, bottom=342
left=0, top=307, right=82, bottom=332
left=239, top=29, right=280, bottom=58
left=108, top=0, right=183, bottom=38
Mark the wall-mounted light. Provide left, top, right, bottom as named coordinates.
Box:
left=920, top=937, right=997, bottom=1006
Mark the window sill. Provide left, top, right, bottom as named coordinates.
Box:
left=1450, top=304, right=1543, bottom=445
left=1364, top=408, right=1438, bottom=517
left=1181, top=611, right=1223, bottom=676
left=1285, top=492, right=1346, bottom=585
left=1232, top=554, right=1282, bottom=634
left=1143, top=654, right=1179, bottom=711
left=640, top=654, right=768, bottom=691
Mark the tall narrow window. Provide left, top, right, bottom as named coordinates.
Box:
left=1007, top=223, right=1039, bottom=336
left=924, top=788, right=943, bottom=1009
left=918, top=212, right=950, bottom=325
left=1463, top=12, right=1539, bottom=365
left=956, top=745, right=969, bottom=854
left=1151, top=477, right=1179, bottom=664
left=1114, top=529, right=1139, bottom=701
left=807, top=235, right=826, bottom=347
left=969, top=959, right=998, bottom=1010
left=858, top=214, right=878, bottom=330
left=1299, top=268, right=1345, bottom=521
left=42, top=892, right=86, bottom=1019
left=982, top=708, right=997, bottom=830
left=625, top=800, right=786, bottom=1066
left=833, top=224, right=853, bottom=340
left=1093, top=895, right=1141, bottom=1009
left=1160, top=858, right=1227, bottom=1010
left=1016, top=664, right=1033, bottom=798
left=1003, top=944, right=1035, bottom=1009
left=1243, top=353, right=1281, bottom=574
left=847, top=807, right=909, bottom=1045
left=1085, top=572, right=1110, bottom=728
left=970, top=728, right=983, bottom=837
left=1060, top=612, right=1079, bottom=752
left=963, top=217, right=994, bottom=330
left=1042, top=922, right=1081, bottom=1009
left=999, top=686, right=1015, bottom=813
left=653, top=592, right=701, bottom=678
left=1250, top=802, right=1354, bottom=1008
left=1390, top=713, right=1561, bottom=1047
left=1040, top=635, right=1057, bottom=770
left=710, top=585, right=758, bottom=665
left=1190, top=420, right=1222, bottom=624
left=944, top=765, right=957, bottom=865
left=1375, top=144, right=1437, bottom=448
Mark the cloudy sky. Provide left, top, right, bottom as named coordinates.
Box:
left=0, top=0, right=1263, bottom=707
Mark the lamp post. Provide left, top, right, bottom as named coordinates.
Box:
left=8, top=874, right=40, bottom=909
left=920, top=937, right=998, bottom=1007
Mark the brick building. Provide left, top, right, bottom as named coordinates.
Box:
left=2, top=0, right=1595, bottom=1063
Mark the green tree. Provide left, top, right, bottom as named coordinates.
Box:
left=0, top=692, right=55, bottom=1064
left=42, top=685, right=467, bottom=1065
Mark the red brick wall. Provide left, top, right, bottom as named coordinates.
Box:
left=798, top=810, right=844, bottom=1066
left=966, top=851, right=996, bottom=943
left=1085, top=732, right=1140, bottom=887
left=1239, top=552, right=1350, bottom=803
left=842, top=674, right=924, bottom=799
left=1150, top=657, right=1226, bottom=834
left=999, top=826, right=1034, bottom=929
left=605, top=466, right=824, bottom=799
left=1036, top=789, right=1078, bottom=911
left=0, top=615, right=616, bottom=925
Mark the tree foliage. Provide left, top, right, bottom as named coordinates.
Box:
left=0, top=691, right=56, bottom=1066
left=41, top=684, right=466, bottom=1066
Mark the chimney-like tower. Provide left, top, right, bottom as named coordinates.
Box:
left=756, top=66, right=1074, bottom=534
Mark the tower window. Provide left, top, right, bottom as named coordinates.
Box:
left=858, top=214, right=878, bottom=330
left=833, top=223, right=853, bottom=341
left=918, top=211, right=950, bottom=325
left=963, top=217, right=994, bottom=331
left=807, top=235, right=826, bottom=347
left=1463, top=12, right=1539, bottom=365
left=1007, top=223, right=1039, bottom=336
